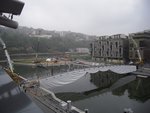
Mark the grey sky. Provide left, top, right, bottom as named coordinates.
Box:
left=15, top=0, right=150, bottom=35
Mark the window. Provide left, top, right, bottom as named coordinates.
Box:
left=139, top=40, right=145, bottom=47
left=110, top=42, right=112, bottom=50
left=115, top=42, right=118, bottom=48
left=119, top=48, right=122, bottom=54
left=116, top=51, right=118, bottom=57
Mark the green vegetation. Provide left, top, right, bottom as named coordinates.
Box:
left=0, top=26, right=94, bottom=54
left=70, top=53, right=92, bottom=60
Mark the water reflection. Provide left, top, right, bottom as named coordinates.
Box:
left=9, top=65, right=150, bottom=113
left=54, top=71, right=150, bottom=113
left=55, top=71, right=150, bottom=102
left=90, top=70, right=124, bottom=87
left=55, top=71, right=127, bottom=101
left=112, top=77, right=150, bottom=102
left=86, top=71, right=125, bottom=93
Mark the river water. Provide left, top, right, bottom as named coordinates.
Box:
left=14, top=64, right=150, bottom=113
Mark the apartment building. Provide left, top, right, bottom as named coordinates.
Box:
left=90, top=34, right=129, bottom=62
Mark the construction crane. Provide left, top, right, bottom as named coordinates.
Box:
left=129, top=34, right=143, bottom=65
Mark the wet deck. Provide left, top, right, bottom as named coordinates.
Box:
left=0, top=68, right=45, bottom=113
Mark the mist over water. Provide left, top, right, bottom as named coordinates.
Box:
left=0, top=37, right=13, bottom=72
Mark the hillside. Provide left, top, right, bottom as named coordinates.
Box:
left=0, top=26, right=96, bottom=54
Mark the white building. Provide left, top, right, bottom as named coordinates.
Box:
left=76, top=48, right=90, bottom=54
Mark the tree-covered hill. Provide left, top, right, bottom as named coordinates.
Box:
left=0, top=26, right=96, bottom=54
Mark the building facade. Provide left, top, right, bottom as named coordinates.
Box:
left=129, top=30, right=150, bottom=63
left=90, top=34, right=129, bottom=62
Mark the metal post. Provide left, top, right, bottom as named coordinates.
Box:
left=67, top=100, right=71, bottom=112
left=84, top=109, right=89, bottom=113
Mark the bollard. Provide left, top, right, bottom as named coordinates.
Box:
left=124, top=108, right=133, bottom=113
left=84, top=109, right=89, bottom=113
left=67, top=100, right=71, bottom=112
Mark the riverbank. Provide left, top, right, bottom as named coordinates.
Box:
left=14, top=60, right=71, bottom=67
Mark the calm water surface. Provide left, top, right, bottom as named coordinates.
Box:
left=14, top=65, right=150, bottom=113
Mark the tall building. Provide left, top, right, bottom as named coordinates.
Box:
left=129, top=30, right=150, bottom=63
left=90, top=34, right=129, bottom=62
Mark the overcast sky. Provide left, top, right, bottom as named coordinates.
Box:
left=15, top=0, right=150, bottom=35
